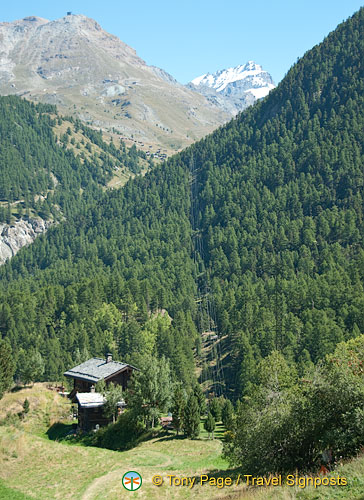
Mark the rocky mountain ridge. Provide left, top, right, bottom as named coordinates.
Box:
left=0, top=14, right=228, bottom=151
left=189, top=61, right=275, bottom=115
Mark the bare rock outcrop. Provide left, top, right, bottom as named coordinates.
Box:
left=0, top=218, right=51, bottom=264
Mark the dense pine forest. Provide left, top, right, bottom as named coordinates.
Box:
left=181, top=6, right=364, bottom=395
left=0, top=97, right=145, bottom=223
left=0, top=9, right=363, bottom=468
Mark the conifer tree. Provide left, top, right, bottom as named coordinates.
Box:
left=204, top=411, right=215, bottom=439
left=209, top=398, right=222, bottom=422
left=171, top=384, right=186, bottom=436
left=183, top=394, right=200, bottom=439
left=17, top=349, right=44, bottom=386
left=193, top=383, right=206, bottom=415
left=23, top=398, right=30, bottom=414
left=0, top=340, right=15, bottom=399
left=221, top=399, right=234, bottom=430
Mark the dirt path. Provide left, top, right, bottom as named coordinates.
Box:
left=81, top=450, right=173, bottom=500
left=81, top=469, right=125, bottom=500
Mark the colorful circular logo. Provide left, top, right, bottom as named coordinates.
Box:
left=122, top=471, right=142, bottom=491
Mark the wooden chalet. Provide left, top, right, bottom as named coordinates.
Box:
left=63, top=354, right=137, bottom=431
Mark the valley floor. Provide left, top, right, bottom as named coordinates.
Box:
left=0, top=385, right=363, bottom=500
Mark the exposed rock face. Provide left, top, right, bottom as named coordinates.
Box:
left=0, top=14, right=228, bottom=150
left=0, top=218, right=51, bottom=264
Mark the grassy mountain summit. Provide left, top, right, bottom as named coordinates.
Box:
left=0, top=6, right=363, bottom=405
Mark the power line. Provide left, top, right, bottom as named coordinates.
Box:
left=189, top=155, right=225, bottom=397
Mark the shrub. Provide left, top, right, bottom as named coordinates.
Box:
left=223, top=337, right=364, bottom=474
left=93, top=410, right=145, bottom=451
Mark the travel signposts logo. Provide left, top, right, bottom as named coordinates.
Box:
left=122, top=471, right=142, bottom=491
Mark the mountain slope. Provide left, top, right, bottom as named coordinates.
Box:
left=189, top=61, right=275, bottom=114
left=0, top=95, right=146, bottom=263
left=0, top=14, right=228, bottom=151
left=0, top=8, right=363, bottom=396
left=184, top=7, right=364, bottom=392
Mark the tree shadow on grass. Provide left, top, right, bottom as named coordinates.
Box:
left=154, top=433, right=187, bottom=442
left=46, top=421, right=166, bottom=449
left=189, top=466, right=244, bottom=485
left=10, top=385, right=28, bottom=393
left=46, top=422, right=76, bottom=441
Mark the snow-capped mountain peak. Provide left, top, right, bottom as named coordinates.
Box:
left=191, top=61, right=274, bottom=95
left=189, top=61, right=275, bottom=115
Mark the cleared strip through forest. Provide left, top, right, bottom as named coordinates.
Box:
left=189, top=155, right=225, bottom=396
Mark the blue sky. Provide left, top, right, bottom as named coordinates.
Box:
left=2, top=1, right=363, bottom=84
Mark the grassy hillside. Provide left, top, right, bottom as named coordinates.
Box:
left=0, top=385, right=226, bottom=500
left=0, top=383, right=70, bottom=436
left=0, top=384, right=364, bottom=499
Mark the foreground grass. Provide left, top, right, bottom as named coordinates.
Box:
left=0, top=385, right=228, bottom=499
left=1, top=384, right=364, bottom=499
left=0, top=481, right=34, bottom=500
left=0, top=426, right=227, bottom=499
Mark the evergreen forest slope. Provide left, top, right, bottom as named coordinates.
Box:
left=0, top=96, right=146, bottom=224
left=0, top=9, right=363, bottom=396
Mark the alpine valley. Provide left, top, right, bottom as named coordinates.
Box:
left=0, top=7, right=363, bottom=500
left=0, top=14, right=276, bottom=264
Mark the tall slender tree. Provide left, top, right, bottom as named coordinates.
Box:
left=204, top=411, right=216, bottom=439
left=0, top=340, right=15, bottom=399
left=171, top=384, right=186, bottom=436
left=183, top=394, right=200, bottom=439
left=128, top=355, right=172, bottom=428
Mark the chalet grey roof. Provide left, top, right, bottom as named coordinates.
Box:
left=76, top=392, right=105, bottom=408
left=64, top=357, right=133, bottom=383
left=76, top=392, right=126, bottom=408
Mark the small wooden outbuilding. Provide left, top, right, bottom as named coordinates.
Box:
left=76, top=392, right=126, bottom=431
left=63, top=354, right=137, bottom=431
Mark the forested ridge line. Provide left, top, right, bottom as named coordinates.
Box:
left=179, top=7, right=364, bottom=394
